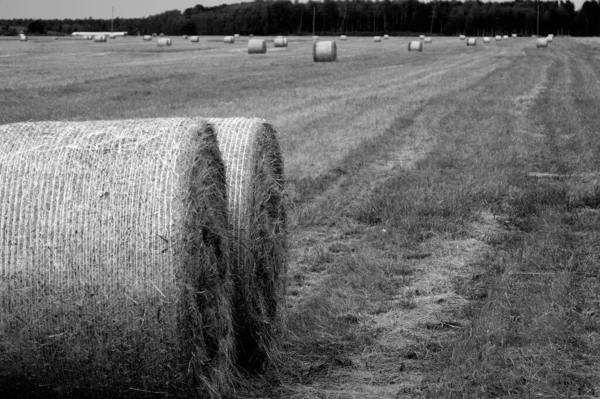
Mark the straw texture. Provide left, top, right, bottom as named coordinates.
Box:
left=313, top=41, right=337, bottom=62
left=0, top=118, right=234, bottom=397
left=205, top=117, right=287, bottom=371
left=248, top=39, right=267, bottom=54
left=408, top=40, right=423, bottom=52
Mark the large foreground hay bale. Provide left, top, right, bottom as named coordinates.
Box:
left=536, top=37, right=548, bottom=48
left=274, top=37, right=287, bottom=47
left=313, top=40, right=337, bottom=62
left=206, top=118, right=287, bottom=371
left=143, top=35, right=152, bottom=41
left=373, top=36, right=382, bottom=42
left=157, top=38, right=172, bottom=47
left=0, top=119, right=235, bottom=397
left=248, top=39, right=267, bottom=54
left=224, top=35, right=235, bottom=44
left=467, top=37, right=477, bottom=46
left=93, top=35, right=107, bottom=42
left=408, top=40, right=423, bottom=52
left=190, top=36, right=200, bottom=42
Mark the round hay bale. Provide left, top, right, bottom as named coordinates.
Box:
left=183, top=35, right=188, bottom=39
left=467, top=37, right=477, bottom=46
left=143, top=35, right=152, bottom=41
left=159, top=33, right=164, bottom=37
left=419, top=34, right=425, bottom=40
left=157, top=38, right=172, bottom=47
left=205, top=118, right=287, bottom=371
left=249, top=34, right=254, bottom=38
left=373, top=36, right=382, bottom=42
left=152, top=33, right=157, bottom=37
left=547, top=34, right=554, bottom=42
left=512, top=33, right=517, bottom=38
left=313, top=40, right=337, bottom=62
left=19, top=34, right=27, bottom=42
left=502, top=35, right=509, bottom=40
left=312, top=35, right=319, bottom=41
left=109, top=34, right=116, bottom=39
left=383, top=34, right=389, bottom=39
left=340, top=35, right=347, bottom=40
left=93, top=35, right=107, bottom=42
left=190, top=36, right=200, bottom=43
left=408, top=40, right=423, bottom=52
left=248, top=39, right=267, bottom=54
left=234, top=34, right=240, bottom=38
left=0, top=119, right=235, bottom=396
left=495, top=35, right=502, bottom=41
left=536, top=37, right=548, bottom=48
left=424, top=37, right=432, bottom=43
left=224, top=36, right=235, bottom=44
left=274, top=37, right=287, bottom=47
left=483, top=36, right=491, bottom=43
left=459, top=35, right=466, bottom=40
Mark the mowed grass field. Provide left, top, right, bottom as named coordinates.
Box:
left=1, top=35, right=600, bottom=398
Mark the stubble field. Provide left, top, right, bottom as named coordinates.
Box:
left=1, top=35, right=600, bottom=398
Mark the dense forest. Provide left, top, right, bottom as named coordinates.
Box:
left=2, top=0, right=600, bottom=38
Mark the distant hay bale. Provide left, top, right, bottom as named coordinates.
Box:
left=157, top=38, right=172, bottom=47
left=313, top=40, right=337, bottom=62
left=495, top=35, right=502, bottom=41
left=234, top=34, right=240, bottom=38
left=143, top=35, right=152, bottom=41
left=205, top=117, right=287, bottom=371
left=419, top=35, right=425, bottom=40
left=502, top=35, right=509, bottom=40
left=512, top=33, right=517, bottom=38
left=274, top=37, right=288, bottom=47
left=19, top=34, right=27, bottom=42
left=109, top=34, right=116, bottom=39
left=312, top=35, right=319, bottom=41
left=483, top=36, right=491, bottom=43
left=248, top=39, right=267, bottom=54
left=340, top=35, right=347, bottom=40
left=383, top=34, right=389, bottom=39
left=424, top=37, right=432, bottom=43
left=183, top=35, right=188, bottom=39
left=408, top=40, right=423, bottom=52
left=536, top=38, right=548, bottom=48
left=467, top=37, right=477, bottom=46
left=249, top=34, right=254, bottom=38
left=190, top=36, right=200, bottom=42
left=152, top=33, right=157, bottom=37
left=224, top=36, right=235, bottom=44
left=547, top=34, right=554, bottom=42
left=460, top=35, right=466, bottom=40
left=373, top=36, right=382, bottom=42
left=93, top=35, right=107, bottom=42
left=159, top=33, right=164, bottom=37
left=0, top=118, right=235, bottom=397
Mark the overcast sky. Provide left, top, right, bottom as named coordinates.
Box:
left=0, top=0, right=585, bottom=20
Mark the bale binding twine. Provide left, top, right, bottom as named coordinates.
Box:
left=206, top=118, right=287, bottom=370
left=313, top=40, right=337, bottom=62
left=0, top=118, right=235, bottom=397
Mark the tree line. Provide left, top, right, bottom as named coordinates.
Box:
left=3, top=1, right=600, bottom=38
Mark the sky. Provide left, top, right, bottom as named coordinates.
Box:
left=0, top=0, right=585, bottom=20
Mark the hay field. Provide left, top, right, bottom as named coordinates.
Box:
left=1, top=35, right=600, bottom=397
